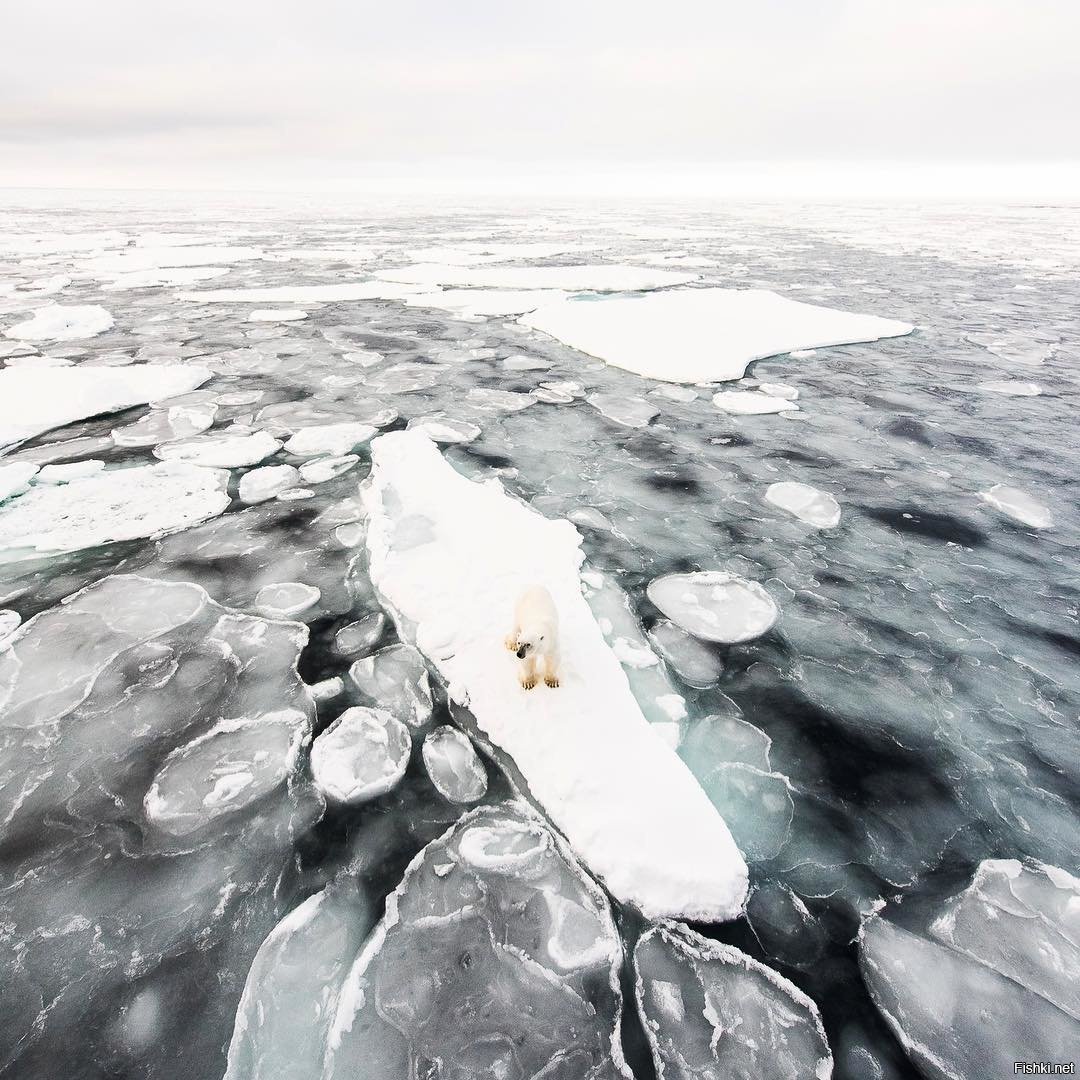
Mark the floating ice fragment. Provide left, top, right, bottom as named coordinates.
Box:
left=405, top=415, right=481, bottom=444
left=758, top=381, right=799, bottom=399
left=155, top=430, right=281, bottom=468
left=178, top=282, right=421, bottom=304
left=422, top=725, right=488, bottom=803
left=765, top=482, right=842, bottom=528
left=380, top=262, right=697, bottom=291
left=36, top=460, right=106, bottom=484
left=238, top=464, right=301, bottom=504
left=647, top=619, right=723, bottom=687
left=102, top=266, right=230, bottom=290
left=247, top=308, right=308, bottom=322
left=334, top=612, right=385, bottom=657
left=635, top=922, right=834, bottom=1080
left=520, top=288, right=912, bottom=383
left=348, top=643, right=433, bottom=728
left=713, top=390, right=800, bottom=414
left=298, top=455, right=358, bottom=485
left=310, top=706, right=411, bottom=805
left=976, top=380, right=1041, bottom=396
left=465, top=387, right=536, bottom=412
left=0, top=462, right=39, bottom=501
left=587, top=393, right=659, bottom=428
left=979, top=483, right=1053, bottom=528
left=254, top=582, right=321, bottom=618
left=0, top=608, right=20, bottom=641
left=284, top=422, right=376, bottom=458
left=647, top=571, right=779, bottom=643
left=4, top=303, right=114, bottom=342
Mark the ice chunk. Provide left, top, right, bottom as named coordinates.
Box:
left=647, top=619, right=723, bottom=687
left=112, top=402, right=218, bottom=448
left=4, top=303, right=114, bottom=342
left=422, top=725, right=488, bottom=803
left=363, top=431, right=748, bottom=921
left=0, top=608, right=20, bottom=641
left=713, top=390, right=800, bottom=414
left=405, top=287, right=570, bottom=318
left=334, top=612, right=385, bottom=657
left=635, top=922, right=833, bottom=1080
left=0, top=363, right=212, bottom=450
left=521, top=288, right=911, bottom=383
left=101, top=266, right=229, bottom=290
left=465, top=387, right=536, bottom=412
left=36, top=460, right=106, bottom=484
left=929, top=859, right=1080, bottom=1021
left=979, top=483, right=1053, bottom=528
left=758, top=381, right=800, bottom=399
left=154, top=430, right=281, bottom=468
left=310, top=706, right=411, bottom=805
left=859, top=916, right=1078, bottom=1080
left=86, top=245, right=262, bottom=274
left=0, top=462, right=39, bottom=501
left=380, top=263, right=697, bottom=291
left=145, top=710, right=308, bottom=837
left=503, top=353, right=553, bottom=371
left=284, top=422, right=376, bottom=458
left=348, top=643, right=433, bottom=728
left=405, top=415, right=481, bottom=444
left=976, top=380, right=1041, bottom=396
left=324, top=801, right=631, bottom=1080
left=587, top=393, right=659, bottom=428
left=648, top=571, right=779, bottom=643
left=238, top=464, right=301, bottom=504
left=765, top=482, right=842, bottom=528
left=247, top=308, right=307, bottom=321
left=254, top=582, right=321, bottom=618
left=0, top=462, right=230, bottom=562
left=178, top=282, right=421, bottom=303
left=299, top=455, right=358, bottom=484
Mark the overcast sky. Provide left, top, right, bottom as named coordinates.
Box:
left=2, top=0, right=1078, bottom=195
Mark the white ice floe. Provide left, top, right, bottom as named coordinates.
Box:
left=254, top=583, right=322, bottom=618
left=310, top=706, right=411, bottom=805
left=647, top=620, right=723, bottom=688
left=363, top=430, right=748, bottom=921
left=713, top=390, right=800, bottom=414
left=0, top=462, right=39, bottom=502
left=102, top=266, right=230, bottom=290
left=380, top=263, right=697, bottom=292
left=36, top=460, right=106, bottom=484
left=406, top=241, right=584, bottom=264
left=238, top=463, right=300, bottom=503
left=422, top=725, right=488, bottom=803
left=248, top=309, right=308, bottom=322
left=144, top=710, right=308, bottom=837
left=284, top=423, right=376, bottom=458
left=519, top=288, right=913, bottom=383
left=4, top=304, right=115, bottom=342
left=0, top=363, right=212, bottom=450
left=929, top=859, right=1080, bottom=1021
left=636, top=923, right=833, bottom=1080
left=0, top=609, right=20, bottom=641
left=0, top=462, right=230, bottom=562
left=348, top=643, right=433, bottom=728
left=403, top=288, right=570, bottom=318
left=466, top=387, right=536, bottom=412
left=976, top=380, right=1042, bottom=396
left=299, top=455, right=358, bottom=485
left=333, top=613, right=385, bottom=657
left=155, top=430, right=281, bottom=468
left=86, top=246, right=262, bottom=275
left=860, top=915, right=1078, bottom=1080
left=647, top=571, right=779, bottom=644
left=587, top=393, right=659, bottom=428
left=405, top=416, right=481, bottom=444
left=177, top=282, right=422, bottom=304
left=758, top=381, right=799, bottom=400
left=765, top=482, right=842, bottom=528
left=979, top=483, right=1053, bottom=528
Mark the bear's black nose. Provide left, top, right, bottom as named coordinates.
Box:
left=516, top=645, right=528, bottom=659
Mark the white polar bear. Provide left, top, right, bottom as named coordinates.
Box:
left=504, top=585, right=560, bottom=690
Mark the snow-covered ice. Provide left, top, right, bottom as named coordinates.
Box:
left=177, top=282, right=422, bottom=304
left=154, top=430, right=281, bottom=468
left=248, top=308, right=308, bottom=322
left=0, top=363, right=212, bottom=449
left=979, top=483, right=1054, bottom=528
left=713, top=390, right=800, bottom=414
left=0, top=462, right=230, bottom=562
left=519, top=288, right=912, bottom=383
left=283, top=422, right=376, bottom=458
left=402, top=287, right=569, bottom=318
left=4, top=303, right=115, bottom=342
left=363, top=430, right=748, bottom=921
left=380, top=263, right=697, bottom=291
left=238, top=464, right=301, bottom=503
left=765, top=482, right=842, bottom=528
left=635, top=922, right=833, bottom=1080
left=405, top=415, right=481, bottom=444
left=977, top=379, right=1041, bottom=396
left=0, top=462, right=39, bottom=502
left=421, top=725, right=488, bottom=803
left=310, top=706, right=411, bottom=804
left=647, top=571, right=779, bottom=644
left=36, top=460, right=106, bottom=484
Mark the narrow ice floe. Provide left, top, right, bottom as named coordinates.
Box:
left=154, top=430, right=281, bottom=468
left=238, top=464, right=301, bottom=504
left=979, top=483, right=1053, bottom=528
left=254, top=583, right=321, bottom=618
left=635, top=922, right=833, bottom=1080
left=248, top=309, right=308, bottom=322
left=587, top=393, right=659, bottom=428
left=976, top=380, right=1041, bottom=396
left=4, top=304, right=115, bottom=342
left=402, top=288, right=570, bottom=318
left=36, top=460, right=106, bottom=484
left=177, top=282, right=421, bottom=304
left=0, top=462, right=39, bottom=502
left=283, top=423, right=376, bottom=458
left=0, top=462, right=230, bottom=562
left=0, top=363, right=212, bottom=450
left=421, top=725, right=488, bottom=803
left=405, top=416, right=481, bottom=444
left=102, top=266, right=230, bottom=290
left=519, top=288, right=913, bottom=383
left=310, top=706, right=411, bottom=805
left=86, top=246, right=263, bottom=274
left=379, top=263, right=697, bottom=291
left=765, top=482, right=842, bottom=528
left=363, top=431, right=748, bottom=921
left=648, top=572, right=779, bottom=644
left=713, top=390, right=800, bottom=414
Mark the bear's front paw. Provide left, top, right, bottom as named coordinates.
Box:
left=544, top=676, right=560, bottom=688
left=505, top=634, right=519, bottom=651
left=520, top=675, right=537, bottom=690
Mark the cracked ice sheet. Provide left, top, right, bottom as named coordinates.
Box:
left=363, top=430, right=748, bottom=921
left=519, top=288, right=914, bottom=383
left=0, top=363, right=212, bottom=451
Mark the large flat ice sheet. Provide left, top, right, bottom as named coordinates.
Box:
left=363, top=430, right=748, bottom=921
left=519, top=287, right=914, bottom=383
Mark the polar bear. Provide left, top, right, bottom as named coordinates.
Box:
left=504, top=585, right=560, bottom=690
